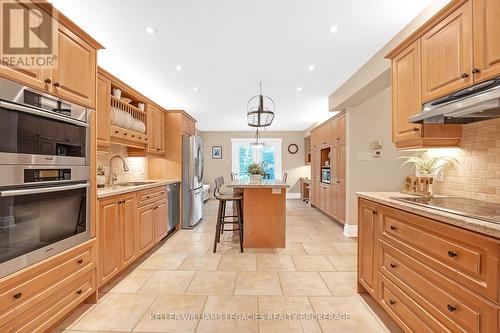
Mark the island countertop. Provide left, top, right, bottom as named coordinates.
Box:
left=226, top=179, right=290, bottom=189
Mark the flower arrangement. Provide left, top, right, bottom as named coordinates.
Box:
left=247, top=162, right=266, bottom=175
left=399, top=152, right=457, bottom=177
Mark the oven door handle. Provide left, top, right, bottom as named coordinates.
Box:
left=0, top=100, right=89, bottom=128
left=0, top=183, right=90, bottom=197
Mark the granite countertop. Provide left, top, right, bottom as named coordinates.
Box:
left=97, top=179, right=180, bottom=199
left=227, top=179, right=290, bottom=189
left=357, top=192, right=500, bottom=239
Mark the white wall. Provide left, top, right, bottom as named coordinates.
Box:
left=345, top=88, right=413, bottom=225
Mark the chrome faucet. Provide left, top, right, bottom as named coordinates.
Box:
left=108, top=155, right=129, bottom=186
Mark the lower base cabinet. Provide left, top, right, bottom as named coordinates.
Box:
left=358, top=198, right=500, bottom=333
left=0, top=239, right=96, bottom=333
left=98, top=186, right=168, bottom=287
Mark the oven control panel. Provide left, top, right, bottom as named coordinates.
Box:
left=24, top=169, right=71, bottom=183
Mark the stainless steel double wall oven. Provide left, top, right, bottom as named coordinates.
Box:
left=0, top=77, right=91, bottom=277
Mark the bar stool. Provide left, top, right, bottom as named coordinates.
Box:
left=213, top=177, right=244, bottom=253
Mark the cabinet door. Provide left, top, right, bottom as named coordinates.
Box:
left=392, top=41, right=422, bottom=143
left=320, top=184, right=330, bottom=213
left=336, top=115, right=345, bottom=144
left=358, top=199, right=379, bottom=297
left=337, top=144, right=346, bottom=185
left=157, top=110, right=165, bottom=154
left=155, top=199, right=168, bottom=243
left=472, top=0, right=500, bottom=82
left=0, top=2, right=51, bottom=91
left=96, top=75, right=111, bottom=148
left=336, top=184, right=345, bottom=222
left=121, top=193, right=138, bottom=267
left=52, top=25, right=96, bottom=108
left=138, top=204, right=155, bottom=255
left=98, top=197, right=121, bottom=287
left=421, top=1, right=473, bottom=102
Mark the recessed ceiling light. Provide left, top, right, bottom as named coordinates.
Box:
left=175, top=65, right=183, bottom=71
left=145, top=26, right=156, bottom=34
left=308, top=64, right=315, bottom=71
left=193, top=87, right=198, bottom=92
left=329, top=25, right=339, bottom=34
left=296, top=87, right=303, bottom=92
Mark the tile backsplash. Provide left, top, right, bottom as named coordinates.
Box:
left=97, top=145, right=148, bottom=184
left=434, top=118, right=500, bottom=203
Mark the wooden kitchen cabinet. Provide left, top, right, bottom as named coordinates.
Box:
left=182, top=116, right=196, bottom=136
left=358, top=197, right=500, bottom=333
left=155, top=200, right=168, bottom=243
left=97, top=197, right=121, bottom=286
left=147, top=105, right=166, bottom=155
left=358, top=198, right=379, bottom=297
left=96, top=74, right=111, bottom=148
left=472, top=0, right=500, bottom=82
left=138, top=204, right=156, bottom=255
left=421, top=1, right=473, bottom=103
left=0, top=2, right=102, bottom=109
left=391, top=41, right=423, bottom=144
left=121, top=193, right=138, bottom=267
left=97, top=192, right=138, bottom=287
left=52, top=25, right=97, bottom=109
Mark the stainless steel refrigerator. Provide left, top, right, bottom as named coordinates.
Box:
left=181, top=135, right=204, bottom=228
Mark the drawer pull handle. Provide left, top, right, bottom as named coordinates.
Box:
left=390, top=225, right=396, bottom=231
left=390, top=263, right=397, bottom=269
left=77, top=259, right=83, bottom=264
left=76, top=289, right=83, bottom=295
left=389, top=299, right=396, bottom=305
left=13, top=292, right=22, bottom=299
left=461, top=73, right=469, bottom=79
left=447, top=304, right=457, bottom=312
left=44, top=78, right=52, bottom=84
left=447, top=251, right=457, bottom=257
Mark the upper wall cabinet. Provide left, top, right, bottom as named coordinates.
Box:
left=472, top=0, right=500, bottom=82
left=96, top=74, right=111, bottom=148
left=51, top=25, right=97, bottom=108
left=421, top=1, right=473, bottom=102
left=0, top=2, right=102, bottom=109
left=147, top=104, right=166, bottom=155
left=392, top=41, right=423, bottom=144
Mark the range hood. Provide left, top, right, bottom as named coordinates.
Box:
left=409, top=77, right=500, bottom=124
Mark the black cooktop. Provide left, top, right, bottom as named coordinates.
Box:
left=393, top=196, right=500, bottom=224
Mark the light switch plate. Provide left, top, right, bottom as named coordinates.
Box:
left=272, top=188, right=282, bottom=194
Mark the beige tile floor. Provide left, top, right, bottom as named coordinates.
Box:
left=52, top=199, right=393, bottom=333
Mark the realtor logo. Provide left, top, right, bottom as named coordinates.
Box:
left=1, top=0, right=58, bottom=68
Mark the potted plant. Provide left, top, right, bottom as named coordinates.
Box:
left=247, top=162, right=266, bottom=183
left=399, top=152, right=457, bottom=195
left=97, top=166, right=106, bottom=188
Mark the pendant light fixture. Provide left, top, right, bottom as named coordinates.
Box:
left=250, top=128, right=265, bottom=148
left=247, top=82, right=275, bottom=128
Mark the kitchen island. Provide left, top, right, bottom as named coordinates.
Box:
left=227, top=180, right=290, bottom=248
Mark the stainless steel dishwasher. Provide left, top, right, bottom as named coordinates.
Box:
left=167, top=182, right=180, bottom=232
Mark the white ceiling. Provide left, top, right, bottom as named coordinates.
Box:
left=51, top=0, right=432, bottom=131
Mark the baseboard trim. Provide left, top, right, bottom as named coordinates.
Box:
left=343, top=224, right=358, bottom=238
left=286, top=192, right=301, bottom=199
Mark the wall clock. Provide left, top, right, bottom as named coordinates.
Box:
left=288, top=143, right=298, bottom=154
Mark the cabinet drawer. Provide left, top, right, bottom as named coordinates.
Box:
left=379, top=205, right=499, bottom=302
left=138, top=186, right=167, bottom=206
left=380, top=241, right=498, bottom=333
left=0, top=241, right=95, bottom=325
left=1, top=270, right=95, bottom=333
left=379, top=275, right=452, bottom=333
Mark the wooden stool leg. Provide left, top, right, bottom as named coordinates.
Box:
left=220, top=201, right=226, bottom=235
left=237, top=200, right=244, bottom=253
left=213, top=201, right=223, bottom=253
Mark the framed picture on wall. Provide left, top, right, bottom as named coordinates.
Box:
left=212, top=146, right=222, bottom=159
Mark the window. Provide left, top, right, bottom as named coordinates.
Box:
left=231, top=138, right=282, bottom=180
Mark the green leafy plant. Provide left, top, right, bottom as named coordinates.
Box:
left=247, top=162, right=266, bottom=175
left=399, top=152, right=457, bottom=177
